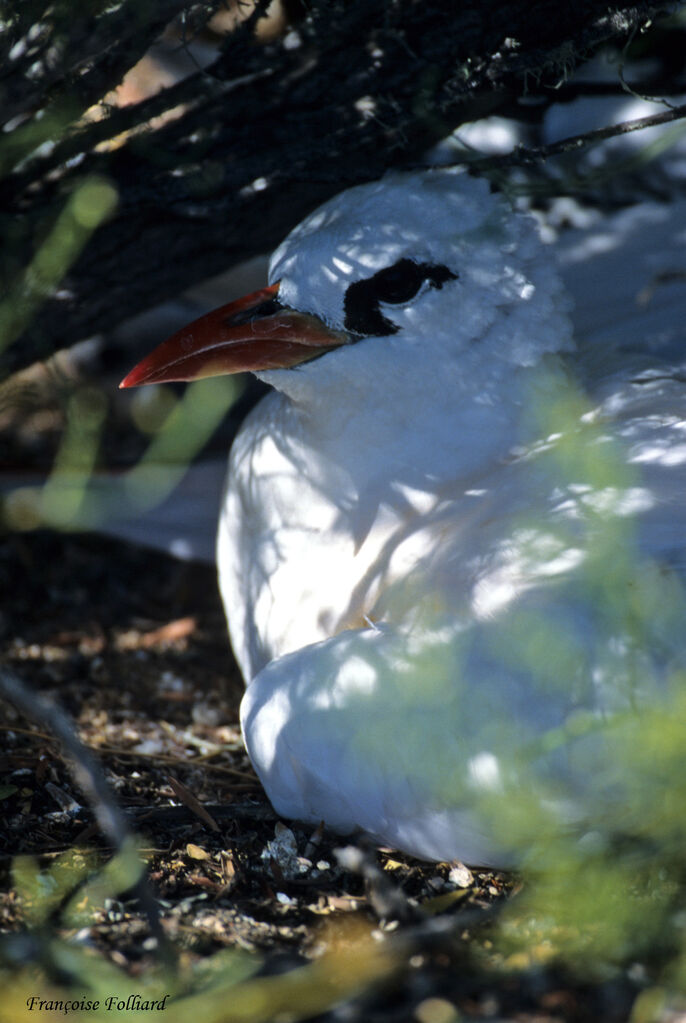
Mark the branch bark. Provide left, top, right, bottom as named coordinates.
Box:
left=467, top=100, right=686, bottom=173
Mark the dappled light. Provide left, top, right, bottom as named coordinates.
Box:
left=3, top=4, right=686, bottom=1021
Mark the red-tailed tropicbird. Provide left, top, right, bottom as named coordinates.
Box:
left=122, top=169, right=686, bottom=864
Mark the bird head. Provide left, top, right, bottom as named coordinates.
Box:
left=120, top=169, right=573, bottom=396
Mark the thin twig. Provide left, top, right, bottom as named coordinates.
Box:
left=336, top=844, right=421, bottom=923
left=465, top=101, right=686, bottom=172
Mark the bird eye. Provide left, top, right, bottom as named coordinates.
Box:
left=371, top=259, right=441, bottom=304
left=344, top=259, right=457, bottom=336
left=372, top=260, right=426, bottom=304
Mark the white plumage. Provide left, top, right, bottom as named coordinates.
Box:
left=127, top=169, right=686, bottom=864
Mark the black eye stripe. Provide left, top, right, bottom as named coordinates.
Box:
left=343, top=259, right=457, bottom=336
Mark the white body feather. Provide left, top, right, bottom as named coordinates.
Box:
left=217, top=170, right=686, bottom=863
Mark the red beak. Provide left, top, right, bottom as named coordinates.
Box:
left=119, top=282, right=349, bottom=388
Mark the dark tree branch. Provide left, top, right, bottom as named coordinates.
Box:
left=465, top=99, right=686, bottom=173
left=0, top=1, right=222, bottom=128
left=537, top=77, right=686, bottom=102
left=0, top=0, right=678, bottom=378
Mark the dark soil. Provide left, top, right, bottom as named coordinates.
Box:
left=0, top=527, right=644, bottom=1021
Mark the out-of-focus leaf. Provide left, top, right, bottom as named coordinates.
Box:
left=62, top=839, right=145, bottom=927
left=164, top=917, right=396, bottom=1023
left=123, top=377, right=239, bottom=510
left=12, top=850, right=95, bottom=927
left=0, top=176, right=117, bottom=357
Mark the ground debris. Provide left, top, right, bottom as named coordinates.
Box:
left=0, top=531, right=647, bottom=1021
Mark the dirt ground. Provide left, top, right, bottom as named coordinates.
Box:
left=0, top=522, right=651, bottom=1022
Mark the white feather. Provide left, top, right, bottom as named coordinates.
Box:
left=217, top=168, right=686, bottom=863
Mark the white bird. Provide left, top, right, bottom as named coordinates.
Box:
left=122, top=169, right=686, bottom=864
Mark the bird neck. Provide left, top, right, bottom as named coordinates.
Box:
left=259, top=350, right=568, bottom=489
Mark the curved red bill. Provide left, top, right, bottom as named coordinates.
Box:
left=120, top=282, right=349, bottom=388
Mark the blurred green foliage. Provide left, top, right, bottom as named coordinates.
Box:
left=123, top=376, right=238, bottom=511
left=471, top=370, right=686, bottom=1005
left=0, top=848, right=396, bottom=1023
left=0, top=177, right=117, bottom=357
left=2, top=375, right=239, bottom=532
